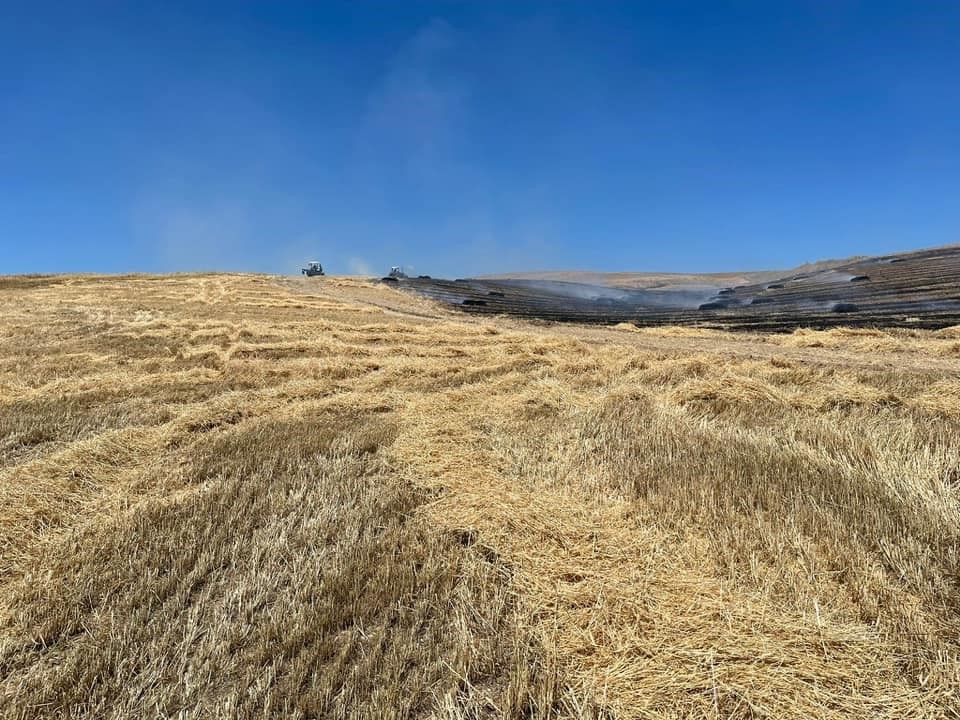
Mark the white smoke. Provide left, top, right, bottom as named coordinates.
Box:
left=347, top=257, right=373, bottom=276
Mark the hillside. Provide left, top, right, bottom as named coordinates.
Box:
left=405, top=244, right=960, bottom=330
left=479, top=255, right=869, bottom=289
left=1, top=273, right=958, bottom=718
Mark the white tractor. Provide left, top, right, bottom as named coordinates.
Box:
left=301, top=261, right=324, bottom=277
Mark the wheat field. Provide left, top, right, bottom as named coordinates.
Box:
left=1, top=273, right=958, bottom=719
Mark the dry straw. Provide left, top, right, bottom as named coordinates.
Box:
left=1, top=273, right=958, bottom=718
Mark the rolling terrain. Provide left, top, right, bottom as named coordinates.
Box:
left=402, top=245, right=960, bottom=330
left=478, top=254, right=866, bottom=290
left=1, top=273, right=959, bottom=718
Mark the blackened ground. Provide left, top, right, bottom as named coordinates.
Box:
left=389, top=245, right=960, bottom=331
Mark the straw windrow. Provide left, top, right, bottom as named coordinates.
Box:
left=0, top=273, right=957, bottom=718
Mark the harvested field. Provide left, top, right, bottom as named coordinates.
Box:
left=1, top=273, right=959, bottom=718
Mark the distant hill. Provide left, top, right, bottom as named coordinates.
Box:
left=403, top=243, right=960, bottom=330
left=480, top=256, right=870, bottom=290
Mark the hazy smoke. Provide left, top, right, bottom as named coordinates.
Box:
left=347, top=257, right=373, bottom=276
left=499, top=280, right=719, bottom=309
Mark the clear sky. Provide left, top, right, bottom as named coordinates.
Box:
left=2, top=2, right=958, bottom=277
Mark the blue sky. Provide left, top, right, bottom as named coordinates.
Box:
left=2, top=2, right=958, bottom=276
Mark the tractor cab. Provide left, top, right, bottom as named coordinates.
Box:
left=388, top=266, right=408, bottom=279
left=302, top=261, right=324, bottom=277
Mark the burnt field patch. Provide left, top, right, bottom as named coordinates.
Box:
left=393, top=245, right=960, bottom=330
